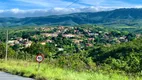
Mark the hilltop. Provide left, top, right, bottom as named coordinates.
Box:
left=1, top=8, right=142, bottom=27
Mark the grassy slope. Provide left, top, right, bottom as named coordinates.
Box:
left=0, top=59, right=141, bottom=80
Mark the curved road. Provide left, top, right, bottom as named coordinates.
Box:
left=0, top=72, right=34, bottom=80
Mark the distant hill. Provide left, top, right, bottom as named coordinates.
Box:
left=1, top=8, right=142, bottom=27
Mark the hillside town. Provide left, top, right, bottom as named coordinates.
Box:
left=7, top=26, right=137, bottom=50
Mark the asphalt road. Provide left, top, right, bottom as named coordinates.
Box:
left=0, top=71, right=34, bottom=80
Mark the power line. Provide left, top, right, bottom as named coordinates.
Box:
left=57, top=0, right=79, bottom=26
left=65, top=0, right=79, bottom=8
left=42, top=0, right=80, bottom=26
left=48, top=0, right=79, bottom=11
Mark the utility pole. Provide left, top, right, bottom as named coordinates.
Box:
left=5, top=30, right=8, bottom=61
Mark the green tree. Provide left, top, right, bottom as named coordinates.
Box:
left=0, top=43, right=15, bottom=59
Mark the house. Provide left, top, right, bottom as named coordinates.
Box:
left=88, top=33, right=94, bottom=36
left=99, top=31, right=102, bottom=33
left=14, top=40, right=20, bottom=44
left=136, top=34, right=141, bottom=38
left=46, top=40, right=52, bottom=43
left=8, top=40, right=15, bottom=46
left=88, top=38, right=94, bottom=41
left=63, top=34, right=76, bottom=38
left=58, top=48, right=64, bottom=51
left=94, top=33, right=99, bottom=36
left=119, top=36, right=126, bottom=40
left=41, top=33, right=58, bottom=37
left=73, top=39, right=83, bottom=44
left=84, top=29, right=89, bottom=32
left=32, top=35, right=37, bottom=39
left=74, top=30, right=79, bottom=33
left=58, top=26, right=64, bottom=30
left=119, top=36, right=127, bottom=42
left=17, top=38, right=23, bottom=42
left=24, top=41, right=32, bottom=48
left=40, top=42, right=46, bottom=45
left=41, top=28, right=52, bottom=31
left=86, top=43, right=93, bottom=47
left=8, top=40, right=15, bottom=44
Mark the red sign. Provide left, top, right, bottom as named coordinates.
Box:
left=36, top=54, right=44, bottom=63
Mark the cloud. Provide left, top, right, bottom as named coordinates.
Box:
left=14, top=0, right=83, bottom=8
left=0, top=5, right=142, bottom=18
left=10, top=8, right=24, bottom=14
left=0, top=7, right=112, bottom=18
left=71, top=0, right=142, bottom=9
left=0, top=0, right=142, bottom=10
left=0, top=0, right=142, bottom=17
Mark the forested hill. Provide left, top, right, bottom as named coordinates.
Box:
left=1, top=8, right=142, bottom=27
left=88, top=38, right=142, bottom=73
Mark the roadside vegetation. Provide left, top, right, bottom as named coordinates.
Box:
left=0, top=59, right=141, bottom=80
left=0, top=26, right=142, bottom=80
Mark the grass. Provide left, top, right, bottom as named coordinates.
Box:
left=0, top=59, right=141, bottom=80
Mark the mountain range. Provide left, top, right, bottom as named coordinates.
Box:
left=0, top=8, right=142, bottom=27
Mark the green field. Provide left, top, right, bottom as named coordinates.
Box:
left=0, top=59, right=141, bottom=80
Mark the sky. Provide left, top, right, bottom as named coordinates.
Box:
left=0, top=0, right=142, bottom=17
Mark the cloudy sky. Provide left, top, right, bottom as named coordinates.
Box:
left=0, top=0, right=142, bottom=17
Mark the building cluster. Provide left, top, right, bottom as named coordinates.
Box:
left=7, top=26, right=136, bottom=49
left=8, top=38, right=32, bottom=48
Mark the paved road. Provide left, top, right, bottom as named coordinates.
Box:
left=0, top=72, right=34, bottom=80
